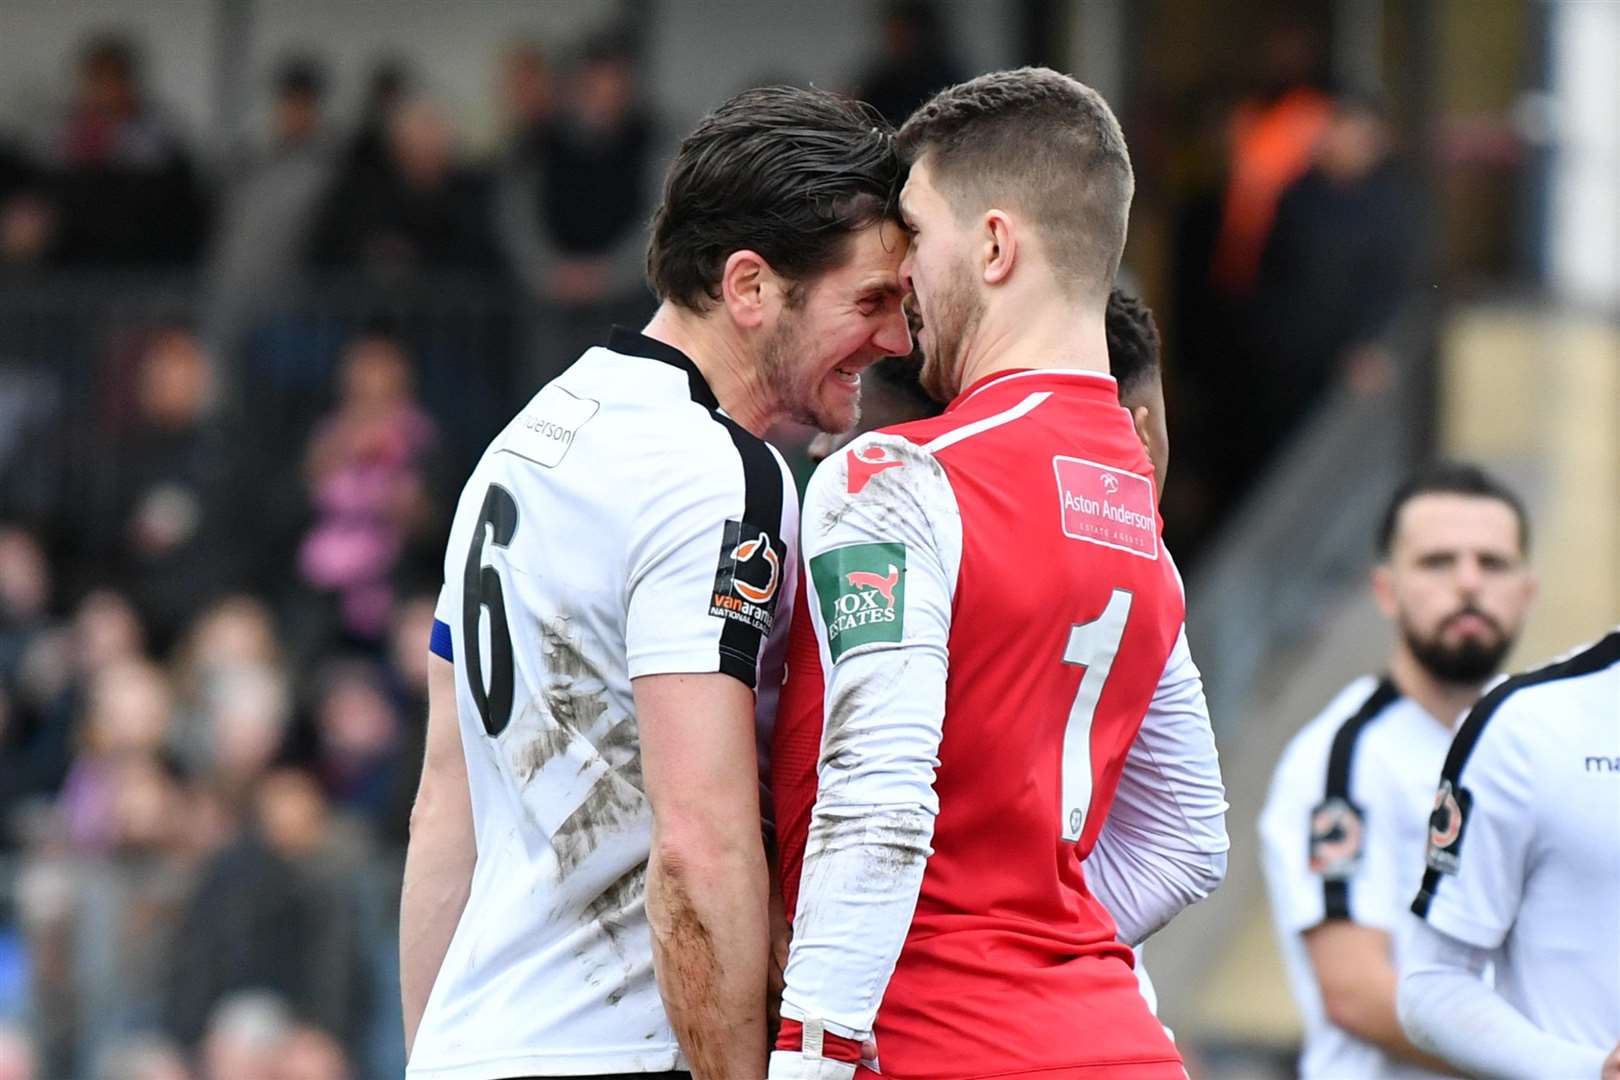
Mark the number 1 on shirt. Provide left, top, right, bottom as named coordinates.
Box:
left=1060, top=589, right=1133, bottom=842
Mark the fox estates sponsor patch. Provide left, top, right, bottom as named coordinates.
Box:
left=810, top=542, right=906, bottom=662
left=709, top=519, right=785, bottom=636
left=1052, top=456, right=1158, bottom=559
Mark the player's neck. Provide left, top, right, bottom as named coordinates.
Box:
left=1390, top=648, right=1487, bottom=731
left=955, top=300, right=1109, bottom=393
left=640, top=305, right=777, bottom=437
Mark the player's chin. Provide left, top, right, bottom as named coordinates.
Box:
left=807, top=374, right=863, bottom=434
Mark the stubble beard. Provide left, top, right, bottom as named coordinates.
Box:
left=760, top=312, right=858, bottom=435
left=917, top=260, right=984, bottom=404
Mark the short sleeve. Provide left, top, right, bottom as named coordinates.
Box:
left=625, top=427, right=792, bottom=690
left=1411, top=704, right=1535, bottom=950
left=1340, top=763, right=1409, bottom=931
left=1259, top=728, right=1405, bottom=935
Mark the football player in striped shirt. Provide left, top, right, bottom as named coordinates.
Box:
left=400, top=86, right=912, bottom=1080
left=1400, top=628, right=1620, bottom=1078
left=1259, top=462, right=1537, bottom=1078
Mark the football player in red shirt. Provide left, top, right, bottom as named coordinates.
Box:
left=768, top=70, right=1227, bottom=1080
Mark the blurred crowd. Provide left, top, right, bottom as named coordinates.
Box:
left=0, top=6, right=1428, bottom=1079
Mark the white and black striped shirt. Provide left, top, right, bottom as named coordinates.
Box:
left=411, top=327, right=797, bottom=1079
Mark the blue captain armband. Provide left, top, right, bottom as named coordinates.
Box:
left=430, top=618, right=454, bottom=661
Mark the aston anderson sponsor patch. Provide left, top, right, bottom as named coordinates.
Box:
left=1052, top=456, right=1158, bottom=559
left=709, top=519, right=785, bottom=636
left=809, top=542, right=906, bottom=662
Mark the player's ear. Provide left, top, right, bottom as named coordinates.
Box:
left=1371, top=561, right=1398, bottom=618
left=982, top=210, right=1015, bottom=285
left=1130, top=405, right=1153, bottom=455
left=721, top=250, right=777, bottom=330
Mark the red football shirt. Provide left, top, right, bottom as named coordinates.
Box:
left=773, top=369, right=1187, bottom=1079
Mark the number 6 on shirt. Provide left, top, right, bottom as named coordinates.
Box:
left=1060, top=589, right=1133, bottom=841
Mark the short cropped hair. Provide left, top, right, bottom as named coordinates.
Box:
left=897, top=67, right=1134, bottom=298
left=1376, top=461, right=1531, bottom=558
left=1104, top=287, right=1160, bottom=401
left=647, top=86, right=903, bottom=311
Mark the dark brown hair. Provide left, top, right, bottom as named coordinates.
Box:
left=647, top=85, right=903, bottom=311
left=897, top=67, right=1133, bottom=299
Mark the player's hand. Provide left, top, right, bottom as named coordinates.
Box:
left=1599, top=1040, right=1620, bottom=1080
left=767, top=1050, right=856, bottom=1080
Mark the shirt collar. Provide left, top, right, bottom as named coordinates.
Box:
left=949, top=366, right=1118, bottom=410
left=607, top=325, right=720, bottom=411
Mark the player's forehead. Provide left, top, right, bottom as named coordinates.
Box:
left=1393, top=493, right=1522, bottom=557
left=809, top=219, right=908, bottom=296
left=898, top=157, right=943, bottom=221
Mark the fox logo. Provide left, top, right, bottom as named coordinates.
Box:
left=731, top=532, right=780, bottom=604
left=846, top=565, right=899, bottom=609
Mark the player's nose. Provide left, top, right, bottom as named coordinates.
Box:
left=873, top=302, right=912, bottom=358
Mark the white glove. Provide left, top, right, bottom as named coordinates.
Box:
left=767, top=1050, right=857, bottom=1080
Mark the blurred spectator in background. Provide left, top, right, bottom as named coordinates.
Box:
left=97, top=324, right=244, bottom=653
left=379, top=593, right=435, bottom=847
left=167, top=770, right=369, bottom=1058
left=56, top=658, right=173, bottom=852
left=855, top=0, right=966, bottom=127
left=1209, top=19, right=1333, bottom=296
left=0, top=140, right=56, bottom=275
left=308, top=95, right=499, bottom=279
left=0, top=1024, right=33, bottom=1080
left=309, top=659, right=402, bottom=825
left=1252, top=91, right=1422, bottom=413
left=295, top=326, right=441, bottom=649
left=273, top=1024, right=351, bottom=1080
left=499, top=41, right=557, bottom=154
left=91, top=1033, right=192, bottom=1080
left=197, top=992, right=290, bottom=1080
left=341, top=59, right=411, bottom=181
left=496, top=28, right=659, bottom=381
left=208, top=56, right=340, bottom=356
left=51, top=33, right=208, bottom=265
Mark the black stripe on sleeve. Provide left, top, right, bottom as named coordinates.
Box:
left=709, top=416, right=787, bottom=689
left=1319, top=677, right=1401, bottom=921
left=1412, top=629, right=1620, bottom=918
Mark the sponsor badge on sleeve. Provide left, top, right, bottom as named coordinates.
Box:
left=1424, top=779, right=1471, bottom=875
left=1307, top=797, right=1366, bottom=880
left=809, top=542, right=906, bottom=662
left=709, top=519, right=785, bottom=636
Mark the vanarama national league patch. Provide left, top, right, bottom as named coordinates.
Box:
left=810, top=542, right=906, bottom=662
left=709, top=519, right=785, bottom=636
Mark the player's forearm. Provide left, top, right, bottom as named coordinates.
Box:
left=1398, top=925, right=1608, bottom=1079
left=780, top=802, right=934, bottom=1041
left=1319, top=967, right=1460, bottom=1074
left=399, top=795, right=476, bottom=1054
left=647, top=839, right=770, bottom=1079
